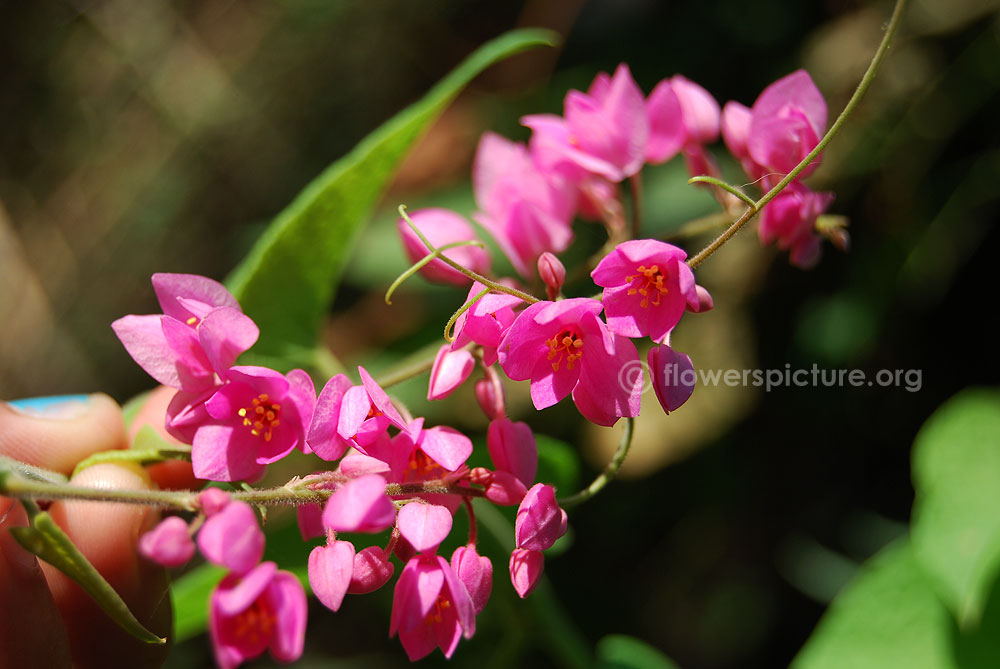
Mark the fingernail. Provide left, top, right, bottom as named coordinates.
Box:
left=6, top=394, right=92, bottom=419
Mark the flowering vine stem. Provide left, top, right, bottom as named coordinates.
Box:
left=686, top=0, right=907, bottom=269
left=0, top=470, right=483, bottom=511
left=398, top=205, right=540, bottom=304
left=385, top=239, right=488, bottom=305
left=557, top=416, right=634, bottom=509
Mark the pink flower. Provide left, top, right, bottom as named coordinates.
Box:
left=645, top=79, right=685, bottom=164
left=112, top=274, right=259, bottom=392
left=721, top=101, right=766, bottom=181
left=307, top=367, right=412, bottom=461
left=746, top=70, right=827, bottom=179
left=192, top=366, right=316, bottom=482
left=669, top=75, right=721, bottom=146
left=397, top=208, right=490, bottom=286
left=498, top=298, right=642, bottom=426
left=397, top=502, right=453, bottom=553
left=523, top=64, right=648, bottom=183
left=591, top=239, right=706, bottom=342
left=138, top=516, right=195, bottom=567
left=648, top=343, right=696, bottom=414
left=322, top=473, right=396, bottom=534
left=390, top=554, right=476, bottom=661
left=309, top=540, right=356, bottom=612
left=197, top=500, right=265, bottom=575
left=487, top=418, right=537, bottom=487
left=451, top=545, right=492, bottom=614
left=515, top=484, right=567, bottom=551
left=348, top=546, right=396, bottom=594
left=758, top=184, right=834, bottom=269
left=427, top=345, right=475, bottom=401
left=450, top=282, right=520, bottom=367
left=509, top=548, right=545, bottom=598
left=472, top=132, right=575, bottom=277
left=474, top=367, right=506, bottom=421
left=209, top=561, right=306, bottom=669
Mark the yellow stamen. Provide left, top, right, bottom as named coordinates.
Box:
left=545, top=329, right=584, bottom=372
left=624, top=264, right=669, bottom=308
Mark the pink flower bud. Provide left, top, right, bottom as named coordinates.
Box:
left=397, top=208, right=490, bottom=286
left=487, top=418, right=538, bottom=487
left=139, top=516, right=195, bottom=567
left=197, top=487, right=231, bottom=517
left=397, top=502, right=453, bottom=553
left=452, top=544, right=493, bottom=614
left=514, top=484, right=568, bottom=551
left=309, top=540, right=356, bottom=612
left=509, top=548, right=545, bottom=598
left=348, top=546, right=395, bottom=594
left=537, top=252, right=566, bottom=301
left=474, top=367, right=506, bottom=421
left=686, top=285, right=714, bottom=314
left=197, top=500, right=264, bottom=574
left=323, top=474, right=396, bottom=534
left=427, top=345, right=475, bottom=401
left=648, top=344, right=695, bottom=414
left=484, top=470, right=528, bottom=506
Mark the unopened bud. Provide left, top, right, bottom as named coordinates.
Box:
left=537, top=252, right=566, bottom=301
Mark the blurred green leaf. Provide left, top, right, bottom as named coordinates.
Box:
left=535, top=434, right=581, bottom=495
left=596, top=634, right=679, bottom=669
left=170, top=564, right=226, bottom=643
left=910, top=388, right=1000, bottom=627
left=72, top=426, right=192, bottom=477
left=225, top=29, right=558, bottom=369
left=10, top=511, right=166, bottom=645
left=791, top=540, right=956, bottom=669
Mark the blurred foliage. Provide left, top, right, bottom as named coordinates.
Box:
left=2, top=0, right=999, bottom=667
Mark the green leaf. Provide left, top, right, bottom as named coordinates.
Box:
left=9, top=511, right=166, bottom=645
left=72, top=426, right=192, bottom=477
left=535, top=434, right=581, bottom=494
left=791, top=540, right=957, bottom=669
left=596, top=634, right=680, bottom=669
left=910, top=388, right=1000, bottom=626
left=225, top=29, right=558, bottom=367
left=170, top=564, right=226, bottom=643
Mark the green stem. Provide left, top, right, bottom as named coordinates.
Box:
left=557, top=417, right=634, bottom=509
left=385, top=240, right=486, bottom=305
left=688, top=176, right=757, bottom=209
left=0, top=470, right=483, bottom=510
left=398, top=206, right=540, bottom=304
left=686, top=0, right=907, bottom=269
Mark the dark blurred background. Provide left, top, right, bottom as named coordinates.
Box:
left=2, top=0, right=999, bottom=667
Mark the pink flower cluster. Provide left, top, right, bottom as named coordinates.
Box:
left=117, top=64, right=840, bottom=669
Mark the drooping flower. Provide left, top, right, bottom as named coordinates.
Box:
left=451, top=545, right=492, bottom=614
left=498, top=298, right=642, bottom=426
left=138, top=516, right=195, bottom=568
left=427, top=345, right=475, bottom=401
left=648, top=343, right=696, bottom=415
left=646, top=76, right=721, bottom=177
left=348, top=545, right=396, bottom=594
left=209, top=561, right=307, bottom=669
left=397, top=502, right=453, bottom=554
left=192, top=366, right=316, bottom=482
left=487, top=418, right=537, bottom=487
left=758, top=183, right=834, bottom=269
left=472, top=132, right=576, bottom=277
left=514, top=484, right=567, bottom=552
left=309, top=540, right=356, bottom=612
left=591, top=239, right=706, bottom=342
left=197, top=500, right=266, bottom=575
left=397, top=208, right=491, bottom=286
left=390, top=553, right=476, bottom=661
left=509, top=548, right=545, bottom=598
left=322, top=473, right=396, bottom=534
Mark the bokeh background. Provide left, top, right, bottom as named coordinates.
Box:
left=2, top=0, right=999, bottom=667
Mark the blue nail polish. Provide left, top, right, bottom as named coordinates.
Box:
left=7, top=394, right=91, bottom=418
